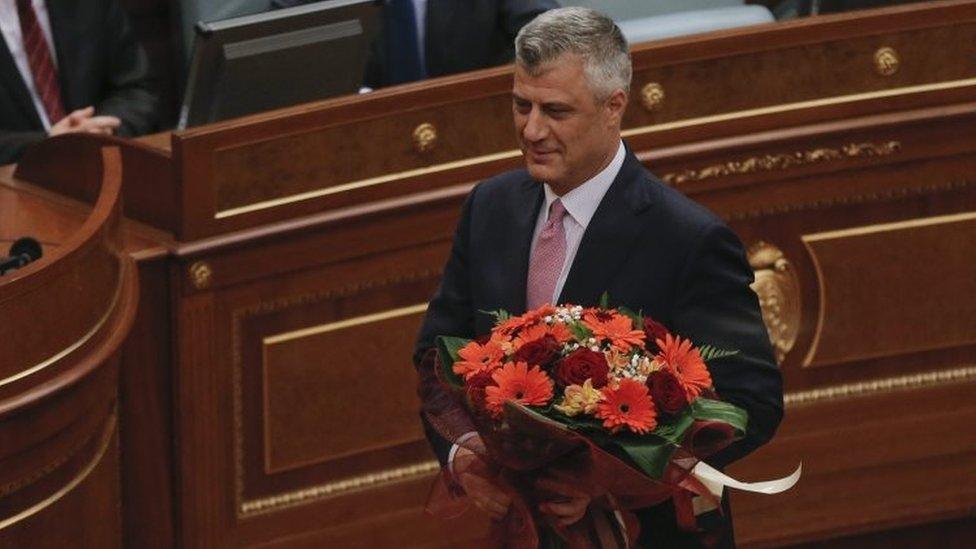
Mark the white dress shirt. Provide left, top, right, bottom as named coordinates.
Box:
left=0, top=0, right=57, bottom=129
left=530, top=140, right=627, bottom=304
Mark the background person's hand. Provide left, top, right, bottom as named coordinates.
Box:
left=49, top=106, right=121, bottom=136
left=535, top=474, right=592, bottom=526
left=455, top=445, right=512, bottom=520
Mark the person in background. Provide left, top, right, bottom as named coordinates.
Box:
left=272, top=0, right=560, bottom=88
left=0, top=0, right=159, bottom=164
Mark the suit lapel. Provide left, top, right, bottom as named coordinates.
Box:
left=558, top=150, right=653, bottom=306
left=497, top=177, right=544, bottom=315
left=0, top=37, right=41, bottom=128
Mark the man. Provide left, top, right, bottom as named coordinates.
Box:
left=272, top=0, right=559, bottom=87
left=414, top=7, right=783, bottom=547
left=0, top=0, right=159, bottom=164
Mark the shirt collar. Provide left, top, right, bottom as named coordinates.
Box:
left=542, top=140, right=626, bottom=228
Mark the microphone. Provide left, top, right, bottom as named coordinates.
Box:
left=0, top=237, right=43, bottom=275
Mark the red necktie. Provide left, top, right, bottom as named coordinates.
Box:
left=526, top=199, right=568, bottom=309
left=16, top=0, right=65, bottom=123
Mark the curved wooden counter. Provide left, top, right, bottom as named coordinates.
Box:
left=0, top=148, right=139, bottom=548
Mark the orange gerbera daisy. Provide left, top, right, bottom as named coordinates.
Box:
left=485, top=362, right=554, bottom=418
left=514, top=322, right=573, bottom=347
left=583, top=310, right=646, bottom=351
left=596, top=379, right=657, bottom=434
left=654, top=334, right=712, bottom=400
left=453, top=340, right=505, bottom=380
left=496, top=305, right=557, bottom=337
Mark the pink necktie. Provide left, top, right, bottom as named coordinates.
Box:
left=526, top=199, right=567, bottom=310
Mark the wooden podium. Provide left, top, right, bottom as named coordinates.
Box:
left=2, top=2, right=976, bottom=546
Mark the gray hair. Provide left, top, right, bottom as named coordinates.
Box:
left=515, top=7, right=632, bottom=99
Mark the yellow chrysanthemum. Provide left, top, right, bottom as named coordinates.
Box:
left=554, top=379, right=604, bottom=417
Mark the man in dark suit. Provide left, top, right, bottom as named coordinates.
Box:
left=272, top=0, right=559, bottom=87
left=414, top=7, right=783, bottom=547
left=0, top=0, right=159, bottom=164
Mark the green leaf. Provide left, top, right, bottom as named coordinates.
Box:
left=691, top=398, right=748, bottom=438
left=650, top=408, right=695, bottom=445
left=568, top=322, right=593, bottom=342
left=599, top=291, right=610, bottom=309
left=698, top=344, right=740, bottom=364
left=613, top=435, right=676, bottom=479
left=435, top=336, right=470, bottom=389
left=617, top=306, right=644, bottom=329
left=478, top=308, right=511, bottom=324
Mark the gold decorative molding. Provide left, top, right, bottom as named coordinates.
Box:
left=213, top=77, right=976, bottom=220
left=189, top=261, right=213, bottom=290
left=640, top=82, right=665, bottom=112
left=748, top=242, right=801, bottom=365
left=0, top=262, right=122, bottom=389
left=241, top=460, right=439, bottom=515
left=412, top=122, right=438, bottom=153
left=662, top=141, right=901, bottom=185
left=231, top=268, right=442, bottom=516
left=263, top=303, right=428, bottom=346
left=785, top=365, right=976, bottom=407
left=729, top=179, right=976, bottom=221
left=874, top=47, right=899, bottom=76
left=0, top=412, right=116, bottom=530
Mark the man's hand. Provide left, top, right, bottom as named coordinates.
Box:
left=455, top=445, right=512, bottom=520
left=49, top=107, right=121, bottom=136
left=535, top=474, right=592, bottom=526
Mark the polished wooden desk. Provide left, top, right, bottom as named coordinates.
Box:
left=0, top=149, right=138, bottom=548
left=3, top=2, right=976, bottom=547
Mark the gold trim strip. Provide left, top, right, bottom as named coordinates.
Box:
left=0, top=262, right=122, bottom=388
left=785, top=365, right=976, bottom=406
left=263, top=303, right=429, bottom=346
left=802, top=210, right=976, bottom=241
left=215, top=150, right=522, bottom=219
left=0, top=412, right=116, bottom=530
left=214, top=77, right=976, bottom=221
left=240, top=460, right=439, bottom=515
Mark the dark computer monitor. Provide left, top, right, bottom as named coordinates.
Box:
left=178, top=0, right=381, bottom=129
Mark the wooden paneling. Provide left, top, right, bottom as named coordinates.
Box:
left=0, top=149, right=138, bottom=548
left=801, top=212, right=976, bottom=367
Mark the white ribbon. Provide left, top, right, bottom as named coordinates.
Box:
left=688, top=462, right=802, bottom=515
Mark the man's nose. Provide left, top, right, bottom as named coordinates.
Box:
left=521, top=108, right=548, bottom=142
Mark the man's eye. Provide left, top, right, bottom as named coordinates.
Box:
left=514, top=102, right=531, bottom=113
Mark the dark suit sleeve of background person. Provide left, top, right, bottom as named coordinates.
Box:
left=671, top=220, right=784, bottom=468
left=413, top=186, right=481, bottom=465
left=89, top=0, right=159, bottom=137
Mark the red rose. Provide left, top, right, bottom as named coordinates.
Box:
left=646, top=368, right=688, bottom=414
left=643, top=317, right=671, bottom=352
left=466, top=372, right=496, bottom=411
left=555, top=348, right=609, bottom=388
left=512, top=335, right=562, bottom=368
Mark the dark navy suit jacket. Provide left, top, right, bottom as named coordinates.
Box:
left=0, top=0, right=159, bottom=164
left=415, top=147, right=784, bottom=546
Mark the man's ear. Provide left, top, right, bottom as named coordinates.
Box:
left=605, top=88, right=628, bottom=126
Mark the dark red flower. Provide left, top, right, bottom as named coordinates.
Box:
left=643, top=317, right=671, bottom=352
left=512, top=335, right=562, bottom=368
left=555, top=348, right=609, bottom=388
left=646, top=368, right=689, bottom=415
left=466, top=372, right=496, bottom=411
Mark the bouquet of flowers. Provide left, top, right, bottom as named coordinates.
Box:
left=430, top=298, right=762, bottom=547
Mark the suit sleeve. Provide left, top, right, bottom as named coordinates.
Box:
left=498, top=0, right=560, bottom=36
left=413, top=187, right=479, bottom=465
left=671, top=223, right=784, bottom=468
left=94, top=0, right=160, bottom=137
left=0, top=130, right=46, bottom=165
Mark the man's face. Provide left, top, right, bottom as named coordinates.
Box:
left=512, top=54, right=626, bottom=194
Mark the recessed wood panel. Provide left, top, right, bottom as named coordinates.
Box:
left=802, top=212, right=976, bottom=367
left=262, top=305, right=428, bottom=474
